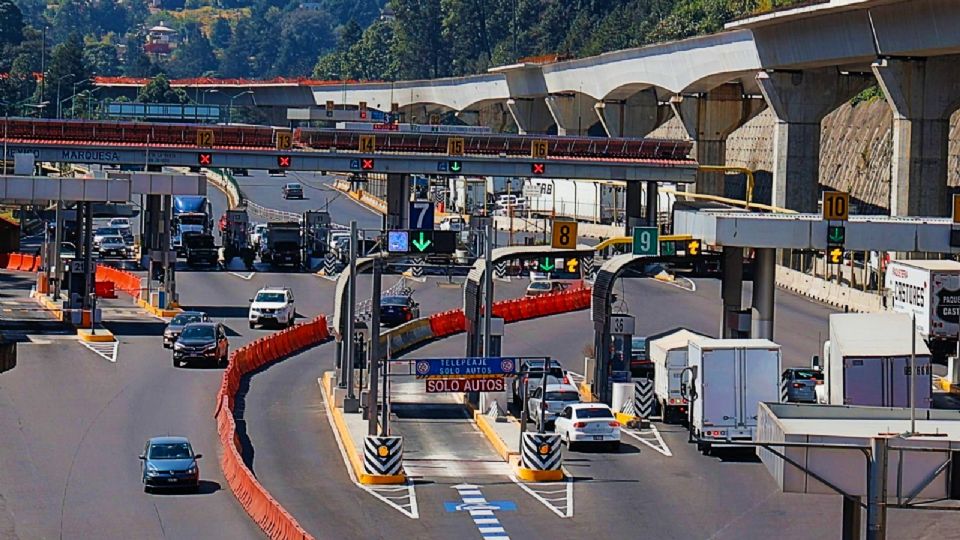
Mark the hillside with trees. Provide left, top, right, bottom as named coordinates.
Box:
left=0, top=0, right=804, bottom=117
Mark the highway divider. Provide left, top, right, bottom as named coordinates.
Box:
left=95, top=265, right=143, bottom=300
left=214, top=314, right=330, bottom=540
left=0, top=252, right=42, bottom=272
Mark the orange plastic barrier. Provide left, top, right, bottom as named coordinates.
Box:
left=214, top=314, right=330, bottom=540
left=95, top=265, right=143, bottom=300
left=7, top=253, right=22, bottom=270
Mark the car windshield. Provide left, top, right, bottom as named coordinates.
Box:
left=97, top=228, right=119, bottom=236
left=180, top=326, right=214, bottom=340
left=576, top=407, right=614, bottom=419
left=178, top=215, right=206, bottom=225
left=186, top=236, right=214, bottom=248
left=286, top=184, right=302, bottom=189
left=545, top=391, right=580, bottom=402
left=382, top=296, right=409, bottom=306
left=172, top=313, right=203, bottom=326
left=631, top=337, right=646, bottom=350
left=102, top=236, right=124, bottom=244
left=148, top=442, right=193, bottom=460
left=790, top=369, right=823, bottom=381
left=529, top=282, right=551, bottom=290
left=255, top=292, right=286, bottom=303
left=111, top=219, right=129, bottom=226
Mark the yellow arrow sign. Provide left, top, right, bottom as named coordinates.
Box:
left=566, top=258, right=579, bottom=273
left=687, top=240, right=700, bottom=256
left=830, top=247, right=843, bottom=264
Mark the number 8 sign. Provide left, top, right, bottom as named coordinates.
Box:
left=551, top=220, right=577, bottom=249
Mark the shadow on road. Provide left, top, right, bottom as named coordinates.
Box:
left=103, top=320, right=168, bottom=337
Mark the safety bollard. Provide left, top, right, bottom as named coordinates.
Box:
left=363, top=435, right=404, bottom=477
left=518, top=432, right=563, bottom=482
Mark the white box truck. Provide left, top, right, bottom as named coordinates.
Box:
left=885, top=259, right=960, bottom=361
left=823, top=313, right=932, bottom=408
left=683, top=339, right=782, bottom=454
left=648, top=329, right=708, bottom=423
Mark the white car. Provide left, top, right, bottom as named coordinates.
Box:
left=249, top=224, right=268, bottom=248
left=554, top=403, right=621, bottom=451
left=528, top=383, right=581, bottom=427
left=109, top=217, right=131, bottom=229
left=248, top=287, right=296, bottom=329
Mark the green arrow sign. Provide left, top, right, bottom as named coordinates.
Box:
left=661, top=240, right=676, bottom=256
left=449, top=160, right=463, bottom=173
left=827, top=225, right=845, bottom=246
left=412, top=231, right=432, bottom=252
left=540, top=258, right=555, bottom=272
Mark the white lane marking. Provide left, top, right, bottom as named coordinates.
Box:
left=454, top=484, right=512, bottom=540
left=511, top=467, right=574, bottom=518
left=80, top=340, right=118, bottom=363
left=317, top=377, right=419, bottom=519
left=229, top=272, right=256, bottom=281
left=622, top=424, right=673, bottom=457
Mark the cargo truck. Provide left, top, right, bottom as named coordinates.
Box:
left=173, top=196, right=212, bottom=255
left=885, top=259, right=960, bottom=361
left=259, top=222, right=301, bottom=268
left=648, top=329, right=708, bottom=423
left=822, top=313, right=932, bottom=408
left=183, top=233, right=218, bottom=267
left=681, top=339, right=782, bottom=454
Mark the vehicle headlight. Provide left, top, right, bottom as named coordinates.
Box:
left=174, top=341, right=186, bottom=350
left=249, top=310, right=260, bottom=316
left=185, top=466, right=197, bottom=475
left=147, top=463, right=158, bottom=473
left=203, top=343, right=217, bottom=351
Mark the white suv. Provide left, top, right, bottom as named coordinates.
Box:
left=248, top=287, right=296, bottom=329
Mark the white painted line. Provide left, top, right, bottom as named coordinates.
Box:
left=229, top=272, right=256, bottom=281
left=510, top=467, right=574, bottom=518
left=80, top=340, right=118, bottom=363
left=622, top=424, right=673, bottom=457
left=317, top=377, right=419, bottom=519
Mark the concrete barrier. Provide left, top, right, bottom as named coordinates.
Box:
left=776, top=265, right=884, bottom=313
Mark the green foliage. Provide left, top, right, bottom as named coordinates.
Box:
left=851, top=85, right=885, bottom=106
left=138, top=74, right=189, bottom=104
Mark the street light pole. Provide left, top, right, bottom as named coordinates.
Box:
left=228, top=90, right=253, bottom=125
left=56, top=74, right=74, bottom=119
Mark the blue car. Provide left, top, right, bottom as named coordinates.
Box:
left=139, top=436, right=202, bottom=492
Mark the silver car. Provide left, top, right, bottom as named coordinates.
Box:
left=527, top=383, right=582, bottom=426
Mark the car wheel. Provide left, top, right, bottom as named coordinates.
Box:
left=248, top=322, right=255, bottom=329
left=144, top=485, right=152, bottom=494
left=172, top=358, right=178, bottom=368
left=219, top=354, right=228, bottom=368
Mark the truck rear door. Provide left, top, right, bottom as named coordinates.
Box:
left=702, top=349, right=736, bottom=429
left=741, top=348, right=780, bottom=428
left=888, top=355, right=932, bottom=408
left=843, top=357, right=884, bottom=406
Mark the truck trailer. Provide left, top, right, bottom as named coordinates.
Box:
left=885, top=259, right=960, bottom=361
left=683, top=339, right=782, bottom=454
left=648, top=329, right=709, bottom=423
left=822, top=313, right=932, bottom=408
left=259, top=222, right=301, bottom=268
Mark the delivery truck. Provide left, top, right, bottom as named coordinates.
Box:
left=885, top=259, right=960, bottom=361
left=822, top=313, right=932, bottom=408
left=682, top=339, right=782, bottom=454
left=648, top=329, right=708, bottom=423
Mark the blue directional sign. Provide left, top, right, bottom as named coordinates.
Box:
left=415, top=357, right=518, bottom=378
left=349, top=159, right=360, bottom=170
left=444, top=501, right=517, bottom=512
left=436, top=161, right=448, bottom=172
left=409, top=201, right=434, bottom=230
left=387, top=230, right=409, bottom=253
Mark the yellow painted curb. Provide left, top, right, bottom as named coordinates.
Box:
left=33, top=294, right=64, bottom=321
left=77, top=329, right=116, bottom=343
left=938, top=377, right=953, bottom=392
left=320, top=372, right=406, bottom=486
left=579, top=382, right=594, bottom=402
left=474, top=411, right=520, bottom=462
left=516, top=467, right=564, bottom=482
left=615, top=412, right=638, bottom=425
left=136, top=299, right=182, bottom=318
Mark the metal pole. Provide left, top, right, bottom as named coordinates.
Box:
left=867, top=437, right=889, bottom=540
left=345, top=220, right=358, bottom=402
left=483, top=223, right=494, bottom=355
left=367, top=257, right=382, bottom=436
left=52, top=200, right=62, bottom=299
left=82, top=202, right=93, bottom=310
left=538, top=357, right=549, bottom=434
left=910, top=313, right=916, bottom=435
left=382, top=343, right=390, bottom=435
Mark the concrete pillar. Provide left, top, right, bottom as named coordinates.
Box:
left=595, top=89, right=671, bottom=138
left=671, top=84, right=765, bottom=197
left=543, top=94, right=596, bottom=136
left=385, top=174, right=410, bottom=230
left=758, top=69, right=874, bottom=212
left=721, top=247, right=744, bottom=339
left=506, top=98, right=553, bottom=135
left=873, top=56, right=960, bottom=217
left=457, top=104, right=514, bottom=133
left=750, top=248, right=776, bottom=340
left=625, top=181, right=642, bottom=236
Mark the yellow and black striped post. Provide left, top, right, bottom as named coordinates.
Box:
left=363, top=435, right=403, bottom=476
left=518, top=432, right=563, bottom=481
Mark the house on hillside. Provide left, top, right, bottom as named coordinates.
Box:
left=144, top=23, right=178, bottom=57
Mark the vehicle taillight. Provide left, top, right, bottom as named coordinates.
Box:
left=792, top=383, right=803, bottom=389
left=573, top=422, right=586, bottom=428
left=609, top=421, right=620, bottom=428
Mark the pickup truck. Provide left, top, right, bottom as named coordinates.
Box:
left=184, top=233, right=218, bottom=267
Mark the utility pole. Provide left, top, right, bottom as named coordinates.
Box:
left=367, top=257, right=382, bottom=436
left=343, top=220, right=359, bottom=412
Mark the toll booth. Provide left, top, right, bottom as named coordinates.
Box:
left=608, top=314, right=635, bottom=385
left=303, top=210, right=332, bottom=260
left=222, top=209, right=254, bottom=268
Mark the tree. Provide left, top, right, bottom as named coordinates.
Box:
left=167, top=25, right=218, bottom=78
left=274, top=10, right=335, bottom=77
left=42, top=33, right=89, bottom=117
left=390, top=0, right=447, bottom=79
left=122, top=34, right=155, bottom=77
left=209, top=17, right=232, bottom=49
left=138, top=74, right=188, bottom=104
left=218, top=18, right=256, bottom=77
left=0, top=0, right=23, bottom=48
left=84, top=42, right=121, bottom=77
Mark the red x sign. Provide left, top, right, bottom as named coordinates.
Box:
left=198, top=153, right=212, bottom=166
left=361, top=158, right=375, bottom=170
left=531, top=162, right=545, bottom=175
left=277, top=155, right=291, bottom=168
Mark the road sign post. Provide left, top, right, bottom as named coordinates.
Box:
left=632, top=226, right=659, bottom=256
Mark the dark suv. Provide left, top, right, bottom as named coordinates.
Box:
left=513, top=358, right=566, bottom=404
left=282, top=182, right=304, bottom=199
left=172, top=322, right=229, bottom=367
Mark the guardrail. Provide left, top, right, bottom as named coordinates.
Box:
left=215, top=314, right=330, bottom=540
left=247, top=201, right=301, bottom=223
left=207, top=168, right=244, bottom=209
